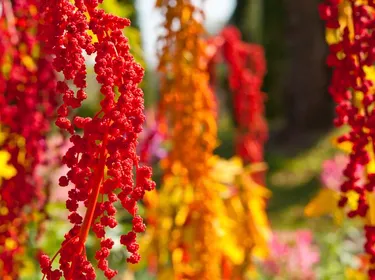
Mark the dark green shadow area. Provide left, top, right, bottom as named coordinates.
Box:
left=267, top=176, right=320, bottom=214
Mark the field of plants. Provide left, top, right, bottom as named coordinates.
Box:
left=1, top=0, right=375, bottom=279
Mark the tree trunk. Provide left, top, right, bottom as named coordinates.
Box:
left=282, top=0, right=333, bottom=132
left=229, top=0, right=262, bottom=43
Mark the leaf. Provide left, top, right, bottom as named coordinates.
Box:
left=220, top=233, right=244, bottom=265
left=347, top=190, right=359, bottom=211
left=19, top=258, right=36, bottom=278
left=175, top=205, right=189, bottom=226
left=326, top=28, right=340, bottom=45
left=211, top=156, right=243, bottom=184
left=304, top=188, right=338, bottom=217
left=21, top=55, right=37, bottom=71
left=0, top=151, right=17, bottom=180
left=101, top=0, right=133, bottom=18
left=158, top=268, right=175, bottom=280
left=124, top=27, right=146, bottom=67
left=364, top=65, right=375, bottom=85
left=345, top=268, right=367, bottom=280
left=367, top=193, right=375, bottom=225
left=332, top=137, right=352, bottom=154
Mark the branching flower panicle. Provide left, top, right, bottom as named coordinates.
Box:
left=38, top=0, right=155, bottom=279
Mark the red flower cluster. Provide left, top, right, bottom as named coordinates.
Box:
left=38, top=0, right=155, bottom=279
left=0, top=0, right=58, bottom=277
left=320, top=0, right=375, bottom=277
left=210, top=26, right=268, bottom=164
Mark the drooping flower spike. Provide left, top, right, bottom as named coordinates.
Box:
left=204, top=27, right=272, bottom=277
left=0, top=0, right=58, bottom=277
left=207, top=26, right=268, bottom=188
left=320, top=0, right=375, bottom=277
left=156, top=0, right=218, bottom=182
left=220, top=26, right=268, bottom=165
left=140, top=0, right=223, bottom=278
left=38, top=0, right=155, bottom=279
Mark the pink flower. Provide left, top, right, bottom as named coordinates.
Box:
left=321, top=154, right=349, bottom=192
left=263, top=230, right=320, bottom=279
left=321, top=154, right=365, bottom=192
left=137, top=108, right=167, bottom=165
left=36, top=134, right=72, bottom=203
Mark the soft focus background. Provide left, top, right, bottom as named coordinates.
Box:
left=20, top=0, right=364, bottom=279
